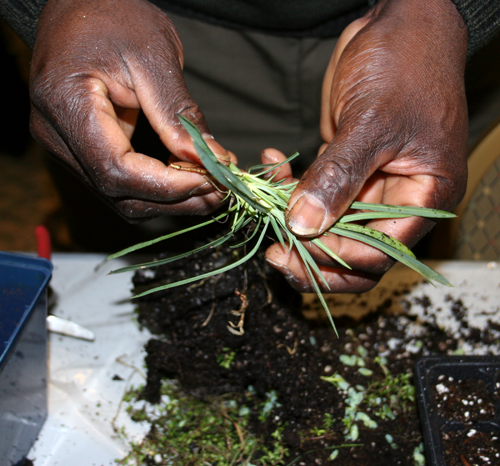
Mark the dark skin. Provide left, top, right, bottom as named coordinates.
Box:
left=30, top=0, right=230, bottom=218
left=266, top=0, right=468, bottom=292
left=30, top=0, right=469, bottom=293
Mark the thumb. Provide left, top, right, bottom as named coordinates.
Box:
left=286, top=130, right=380, bottom=237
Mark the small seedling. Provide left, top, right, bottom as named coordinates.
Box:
left=413, top=443, right=426, bottom=466
left=321, top=345, right=418, bottom=461
left=217, top=347, right=237, bottom=369
left=106, top=115, right=455, bottom=334
left=258, top=390, right=282, bottom=422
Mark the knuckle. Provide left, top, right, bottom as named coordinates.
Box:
left=177, top=104, right=207, bottom=128
left=31, top=73, right=81, bottom=129
left=307, top=154, right=365, bottom=204
left=93, top=162, right=127, bottom=198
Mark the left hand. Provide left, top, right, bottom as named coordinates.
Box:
left=266, top=0, right=469, bottom=293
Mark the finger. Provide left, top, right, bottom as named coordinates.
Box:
left=126, top=50, right=231, bottom=166
left=260, top=148, right=294, bottom=183
left=111, top=186, right=225, bottom=220
left=31, top=106, right=225, bottom=220
left=115, top=106, right=139, bottom=140
left=33, top=76, right=218, bottom=203
left=265, top=242, right=379, bottom=293
left=317, top=142, right=328, bottom=157
left=320, top=17, right=371, bottom=144
left=355, top=173, right=439, bottom=250
left=286, top=174, right=439, bottom=273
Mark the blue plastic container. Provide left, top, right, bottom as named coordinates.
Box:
left=0, top=252, right=53, bottom=466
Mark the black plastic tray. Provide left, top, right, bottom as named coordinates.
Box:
left=415, top=355, right=500, bottom=466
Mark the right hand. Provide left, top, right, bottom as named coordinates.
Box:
left=30, top=0, right=230, bottom=220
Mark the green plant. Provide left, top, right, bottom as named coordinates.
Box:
left=258, top=390, right=282, bottom=423
left=218, top=347, right=237, bottom=369
left=117, top=382, right=287, bottom=466
left=413, top=442, right=426, bottom=466
left=106, top=115, right=454, bottom=333
left=366, top=356, right=416, bottom=419
left=321, top=346, right=421, bottom=464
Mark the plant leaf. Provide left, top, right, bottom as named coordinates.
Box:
left=339, top=212, right=411, bottom=223
left=350, top=202, right=456, bottom=219
left=330, top=225, right=451, bottom=286
left=109, top=232, right=234, bottom=275
left=269, top=214, right=286, bottom=250
left=293, top=240, right=338, bottom=336
left=254, top=152, right=300, bottom=176
left=105, top=209, right=233, bottom=261
left=294, top=240, right=331, bottom=290
left=230, top=216, right=263, bottom=249
left=132, top=217, right=271, bottom=299
left=311, top=237, right=351, bottom=269
left=178, top=115, right=266, bottom=212
left=334, top=222, right=416, bottom=259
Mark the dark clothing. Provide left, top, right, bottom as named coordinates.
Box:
left=149, top=0, right=369, bottom=37
left=452, top=0, right=500, bottom=55
left=1, top=0, right=500, bottom=56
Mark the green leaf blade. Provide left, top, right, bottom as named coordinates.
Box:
left=109, top=232, right=233, bottom=275
left=105, top=209, right=232, bottom=261
left=178, top=115, right=267, bottom=213
left=132, top=217, right=271, bottom=299
left=350, top=202, right=456, bottom=219
left=335, top=222, right=416, bottom=259
left=331, top=225, right=452, bottom=287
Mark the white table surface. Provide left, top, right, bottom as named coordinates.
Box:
left=28, top=254, right=500, bottom=465
left=28, top=253, right=152, bottom=466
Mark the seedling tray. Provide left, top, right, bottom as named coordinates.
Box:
left=0, top=252, right=52, bottom=466
left=415, top=355, right=500, bottom=466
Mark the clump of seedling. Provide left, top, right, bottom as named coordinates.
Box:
left=117, top=381, right=289, bottom=466
left=320, top=345, right=423, bottom=463
left=106, top=115, right=454, bottom=333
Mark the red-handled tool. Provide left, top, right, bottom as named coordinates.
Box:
left=35, top=225, right=52, bottom=261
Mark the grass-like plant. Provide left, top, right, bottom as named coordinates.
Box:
left=107, top=115, right=454, bottom=333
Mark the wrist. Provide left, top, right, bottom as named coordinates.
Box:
left=368, top=0, right=468, bottom=66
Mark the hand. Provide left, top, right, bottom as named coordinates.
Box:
left=30, top=0, right=230, bottom=220
left=266, top=0, right=469, bottom=293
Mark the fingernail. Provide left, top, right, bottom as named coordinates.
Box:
left=287, top=193, right=328, bottom=237
left=204, top=135, right=230, bottom=164
left=265, top=255, right=289, bottom=273
left=190, top=181, right=213, bottom=196
left=261, top=150, right=271, bottom=162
